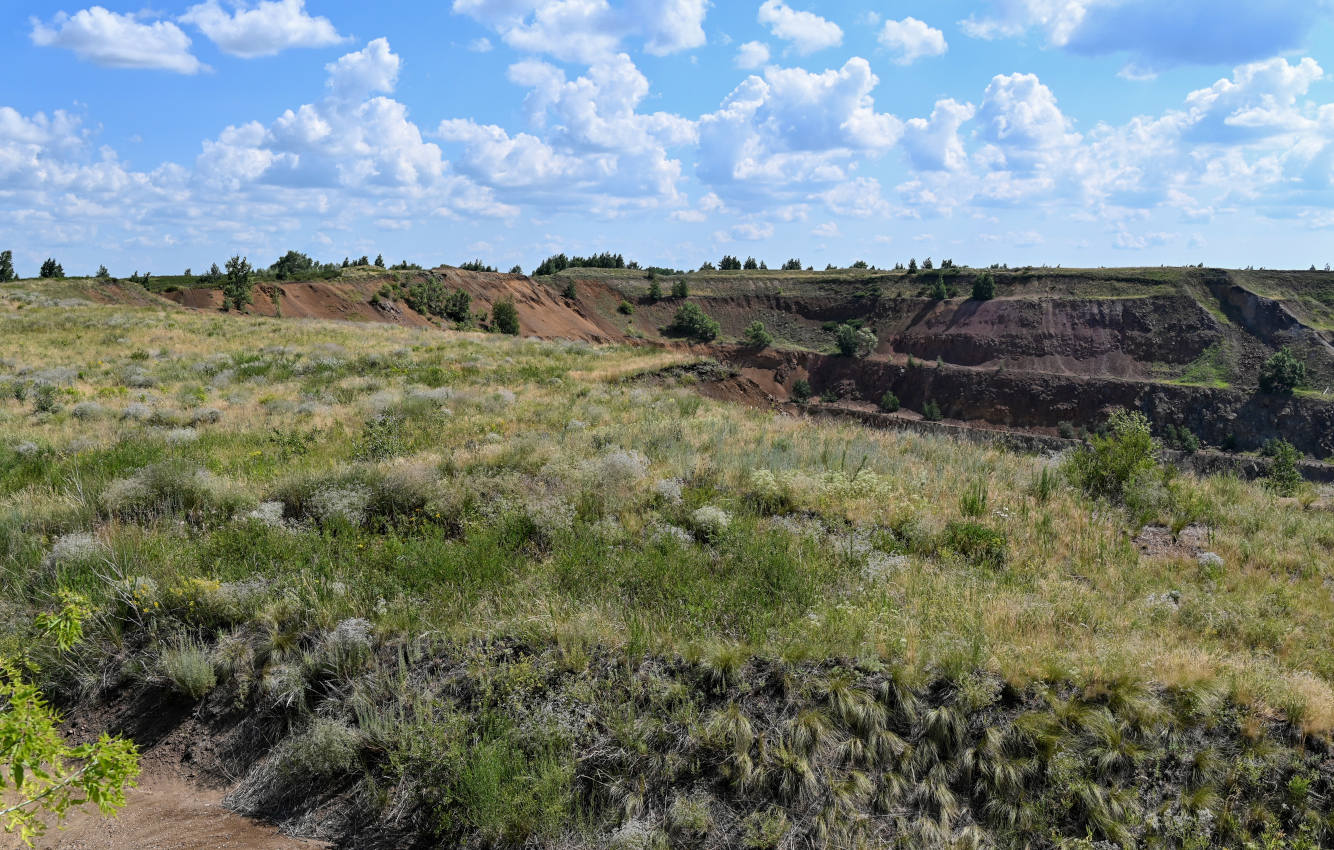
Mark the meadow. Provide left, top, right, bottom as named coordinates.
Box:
left=2, top=283, right=1332, bottom=848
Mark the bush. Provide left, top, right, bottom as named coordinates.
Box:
left=942, top=521, right=1007, bottom=569
left=971, top=272, right=995, bottom=301
left=834, top=323, right=877, bottom=357
left=102, top=463, right=251, bottom=522
left=1063, top=409, right=1159, bottom=503
left=922, top=399, right=942, bottom=421
left=667, top=303, right=720, bottom=341
left=492, top=299, right=520, bottom=335
left=791, top=379, right=812, bottom=403
left=561, top=280, right=576, bottom=299
left=690, top=505, right=732, bottom=542
left=161, top=638, right=217, bottom=699
left=1265, top=439, right=1302, bottom=495
left=743, top=321, right=773, bottom=348
left=647, top=279, right=662, bottom=302
left=617, top=300, right=635, bottom=315
left=878, top=391, right=899, bottom=412
left=929, top=276, right=949, bottom=300
left=671, top=279, right=689, bottom=299
left=277, top=718, right=363, bottom=778
left=1258, top=347, right=1305, bottom=394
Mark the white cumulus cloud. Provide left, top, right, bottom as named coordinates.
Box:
left=30, top=6, right=206, bottom=74
left=179, top=0, right=345, bottom=58
left=735, top=41, right=770, bottom=69
left=879, top=17, right=947, bottom=65
left=757, top=0, right=843, bottom=54
left=325, top=38, right=401, bottom=101
left=451, top=0, right=707, bottom=63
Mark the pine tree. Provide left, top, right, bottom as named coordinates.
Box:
left=374, top=254, right=385, bottom=268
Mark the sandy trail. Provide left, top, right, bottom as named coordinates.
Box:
left=29, top=778, right=322, bottom=850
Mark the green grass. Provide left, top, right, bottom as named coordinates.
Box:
left=2, top=281, right=1334, bottom=848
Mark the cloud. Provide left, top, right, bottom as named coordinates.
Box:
left=812, top=220, right=838, bottom=237
left=437, top=54, right=694, bottom=205
left=961, top=0, right=1329, bottom=71
left=976, top=72, right=1079, bottom=170
left=697, top=58, right=901, bottom=198
left=820, top=178, right=891, bottom=217
left=756, top=0, right=842, bottom=54
left=715, top=221, right=774, bottom=241
left=902, top=99, right=976, bottom=170
left=179, top=0, right=345, bottom=58
left=878, top=17, right=947, bottom=65
left=30, top=7, right=206, bottom=74
left=735, top=41, right=770, bottom=69
left=468, top=37, right=495, bottom=52
left=451, top=0, right=707, bottom=64
left=325, top=38, right=401, bottom=101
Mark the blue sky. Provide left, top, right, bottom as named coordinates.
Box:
left=3, top=0, right=1334, bottom=276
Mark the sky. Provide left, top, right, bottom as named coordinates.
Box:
left=3, top=0, right=1334, bottom=276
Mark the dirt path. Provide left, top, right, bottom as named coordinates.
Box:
left=30, top=778, right=323, bottom=850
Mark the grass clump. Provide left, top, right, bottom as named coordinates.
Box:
left=160, top=637, right=217, bottom=699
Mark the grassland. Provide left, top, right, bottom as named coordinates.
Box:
left=2, top=282, right=1333, bottom=848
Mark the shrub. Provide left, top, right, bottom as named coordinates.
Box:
left=1063, top=409, right=1159, bottom=503
left=161, top=638, right=217, bottom=699
left=561, top=280, right=577, bottom=299
left=32, top=383, right=61, bottom=414
left=743, top=321, right=773, bottom=348
left=102, top=463, right=250, bottom=522
left=617, top=300, right=635, bottom=315
left=647, top=279, right=662, bottom=302
left=834, top=324, right=877, bottom=357
left=971, top=272, right=995, bottom=301
left=276, top=718, right=363, bottom=779
left=1258, top=347, right=1305, bottom=394
left=922, top=399, right=942, bottom=421
left=929, top=276, right=949, bottom=300
left=1265, top=439, right=1302, bottom=495
left=942, top=521, right=1007, bottom=569
left=791, top=379, right=812, bottom=403
left=671, top=279, right=689, bottom=299
left=878, top=391, right=899, bottom=412
left=492, top=299, right=520, bottom=335
left=667, top=303, right=720, bottom=341
left=690, top=505, right=732, bottom=542
left=959, top=479, right=988, bottom=518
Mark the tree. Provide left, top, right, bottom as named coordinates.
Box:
left=743, top=320, right=773, bottom=348
left=878, top=391, right=900, bottom=412
left=647, top=278, right=663, bottom=302
left=971, top=272, right=995, bottom=301
left=929, top=275, right=949, bottom=300
left=222, top=255, right=253, bottom=311
left=699, top=261, right=716, bottom=271
left=666, top=302, right=720, bottom=341
left=96, top=265, right=111, bottom=281
left=791, top=379, right=812, bottom=403
left=781, top=258, right=802, bottom=271
left=561, top=279, right=577, bottom=299
left=907, top=258, right=918, bottom=274
left=356, top=255, right=370, bottom=267
left=835, top=323, right=877, bottom=357
left=374, top=254, right=385, bottom=268
left=508, top=265, right=523, bottom=275
left=2, top=593, right=140, bottom=846
left=719, top=255, right=742, bottom=271
left=851, top=260, right=868, bottom=269
left=492, top=298, right=520, bottom=334
left=0, top=250, right=14, bottom=282
left=671, top=279, right=689, bottom=299
left=202, top=263, right=223, bottom=286
left=270, top=250, right=315, bottom=281
left=1265, top=439, right=1302, bottom=495
left=922, top=257, right=933, bottom=270
left=743, top=256, right=759, bottom=270
left=1258, top=348, right=1306, bottom=394
left=39, top=259, right=64, bottom=279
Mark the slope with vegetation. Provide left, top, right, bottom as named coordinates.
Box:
left=1, top=280, right=1333, bottom=848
